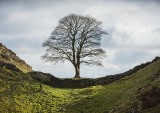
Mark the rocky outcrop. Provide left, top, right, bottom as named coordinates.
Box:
left=0, top=43, right=32, bottom=73
left=139, top=86, right=160, bottom=109
left=0, top=61, right=21, bottom=72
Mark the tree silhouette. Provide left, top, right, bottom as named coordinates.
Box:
left=42, top=14, right=106, bottom=78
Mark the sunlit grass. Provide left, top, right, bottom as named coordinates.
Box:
left=0, top=60, right=160, bottom=113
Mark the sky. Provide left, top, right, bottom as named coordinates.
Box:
left=0, top=0, right=160, bottom=78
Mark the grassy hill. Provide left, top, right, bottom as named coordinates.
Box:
left=0, top=43, right=160, bottom=113
left=0, top=57, right=160, bottom=113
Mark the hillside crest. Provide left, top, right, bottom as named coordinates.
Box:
left=0, top=43, right=160, bottom=88
left=0, top=43, right=32, bottom=73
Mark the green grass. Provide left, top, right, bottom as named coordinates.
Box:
left=0, top=59, right=160, bottom=113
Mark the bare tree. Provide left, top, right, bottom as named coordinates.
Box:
left=42, top=14, right=107, bottom=78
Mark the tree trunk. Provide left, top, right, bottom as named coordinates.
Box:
left=74, top=65, right=80, bottom=78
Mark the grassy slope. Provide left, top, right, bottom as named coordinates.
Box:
left=0, top=44, right=32, bottom=73
left=0, top=59, right=160, bottom=113
left=64, top=59, right=160, bottom=113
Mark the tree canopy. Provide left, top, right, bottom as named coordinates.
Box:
left=42, top=14, right=107, bottom=78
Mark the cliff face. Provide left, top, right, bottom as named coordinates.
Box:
left=0, top=43, right=32, bottom=73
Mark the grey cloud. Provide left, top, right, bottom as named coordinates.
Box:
left=0, top=0, right=160, bottom=78
left=113, top=49, right=152, bottom=65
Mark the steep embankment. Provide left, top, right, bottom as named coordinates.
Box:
left=61, top=58, right=160, bottom=113
left=0, top=43, right=32, bottom=73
